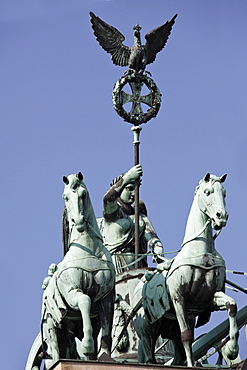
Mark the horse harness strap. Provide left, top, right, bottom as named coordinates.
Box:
left=56, top=255, right=115, bottom=279
left=167, top=253, right=226, bottom=279
left=170, top=262, right=225, bottom=271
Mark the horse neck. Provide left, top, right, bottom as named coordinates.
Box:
left=84, top=197, right=102, bottom=238
left=68, top=197, right=104, bottom=256
left=182, top=193, right=214, bottom=253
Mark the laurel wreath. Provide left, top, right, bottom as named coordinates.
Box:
left=112, top=73, right=162, bottom=125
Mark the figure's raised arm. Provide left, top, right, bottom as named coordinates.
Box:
left=116, top=164, right=142, bottom=192
left=103, top=165, right=142, bottom=216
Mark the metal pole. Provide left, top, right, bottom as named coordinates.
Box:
left=226, top=279, right=247, bottom=294
left=131, top=125, right=142, bottom=269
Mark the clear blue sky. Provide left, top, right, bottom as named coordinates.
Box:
left=1, top=1, right=247, bottom=368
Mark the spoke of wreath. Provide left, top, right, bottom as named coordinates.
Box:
left=121, top=81, right=153, bottom=115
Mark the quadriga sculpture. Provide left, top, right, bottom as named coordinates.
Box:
left=133, top=173, right=239, bottom=366
left=26, top=173, right=115, bottom=370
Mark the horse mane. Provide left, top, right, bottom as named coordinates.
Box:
left=62, top=174, right=102, bottom=254
left=139, top=200, right=147, bottom=216
left=62, top=205, right=69, bottom=255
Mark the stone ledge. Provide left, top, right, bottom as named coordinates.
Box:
left=50, top=358, right=247, bottom=370
left=51, top=359, right=206, bottom=370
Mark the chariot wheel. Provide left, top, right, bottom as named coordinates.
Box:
left=25, top=332, right=46, bottom=370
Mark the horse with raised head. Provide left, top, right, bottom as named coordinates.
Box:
left=26, top=172, right=115, bottom=370
left=133, top=173, right=239, bottom=366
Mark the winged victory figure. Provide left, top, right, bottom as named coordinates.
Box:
left=90, top=12, right=177, bottom=74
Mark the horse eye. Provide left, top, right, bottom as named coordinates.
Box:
left=204, top=189, right=210, bottom=196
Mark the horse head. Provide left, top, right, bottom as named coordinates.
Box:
left=196, top=173, right=228, bottom=230
left=62, top=172, right=88, bottom=232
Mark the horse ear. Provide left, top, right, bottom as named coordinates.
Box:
left=220, top=174, right=227, bottom=183
left=63, top=176, right=69, bottom=185
left=78, top=172, right=83, bottom=181
left=204, top=173, right=210, bottom=182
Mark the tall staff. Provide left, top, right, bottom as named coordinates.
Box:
left=90, top=12, right=177, bottom=266
left=132, top=125, right=142, bottom=268
left=112, top=73, right=161, bottom=267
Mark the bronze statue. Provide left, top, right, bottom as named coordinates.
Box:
left=90, top=12, right=177, bottom=74
left=97, top=164, right=165, bottom=274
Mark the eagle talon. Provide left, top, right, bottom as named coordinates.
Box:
left=143, top=70, right=152, bottom=77
left=124, top=69, right=135, bottom=76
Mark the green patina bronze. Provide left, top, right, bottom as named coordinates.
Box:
left=112, top=73, right=161, bottom=125
left=26, top=12, right=246, bottom=368
left=90, top=11, right=176, bottom=124
left=89, top=12, right=177, bottom=74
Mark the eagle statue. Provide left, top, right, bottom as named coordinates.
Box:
left=89, top=12, right=177, bottom=73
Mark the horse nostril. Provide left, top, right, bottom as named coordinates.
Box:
left=71, top=218, right=75, bottom=223
left=216, top=211, right=221, bottom=219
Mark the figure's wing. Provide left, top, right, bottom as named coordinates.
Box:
left=139, top=200, right=148, bottom=216
left=90, top=12, right=131, bottom=67
left=145, top=14, right=177, bottom=65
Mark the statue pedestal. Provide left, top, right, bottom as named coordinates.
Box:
left=51, top=358, right=247, bottom=370
left=51, top=359, right=179, bottom=370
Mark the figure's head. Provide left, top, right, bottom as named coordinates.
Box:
left=48, top=263, right=57, bottom=276
left=133, top=22, right=142, bottom=39
left=110, top=173, right=140, bottom=205
left=120, top=182, right=135, bottom=204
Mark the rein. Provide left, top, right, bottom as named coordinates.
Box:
left=180, top=219, right=211, bottom=248
left=180, top=218, right=221, bottom=248
left=84, top=218, right=103, bottom=242
left=70, top=217, right=103, bottom=243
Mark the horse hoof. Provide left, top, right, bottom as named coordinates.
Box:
left=224, top=342, right=239, bottom=360
left=81, top=339, right=95, bottom=356
left=86, top=353, right=97, bottom=360
left=146, top=359, right=156, bottom=364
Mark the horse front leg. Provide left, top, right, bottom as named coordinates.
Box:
left=172, top=295, right=194, bottom=366
left=212, top=291, right=239, bottom=360
left=67, top=289, right=94, bottom=357
left=98, top=291, right=115, bottom=357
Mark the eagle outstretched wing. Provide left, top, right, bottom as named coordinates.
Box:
left=90, top=12, right=131, bottom=67
left=145, top=14, right=178, bottom=65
